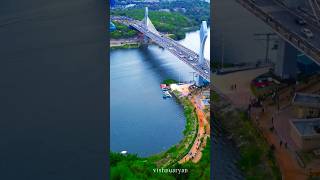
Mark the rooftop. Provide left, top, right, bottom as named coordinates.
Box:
left=291, top=118, right=320, bottom=136
left=292, top=93, right=320, bottom=108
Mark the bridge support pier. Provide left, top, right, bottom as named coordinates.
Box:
left=143, top=7, right=149, bottom=43
left=143, top=36, right=149, bottom=44
left=274, top=40, right=298, bottom=80
left=199, top=21, right=208, bottom=66
left=196, top=75, right=209, bottom=87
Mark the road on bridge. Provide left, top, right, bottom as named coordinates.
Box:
left=237, top=0, right=320, bottom=65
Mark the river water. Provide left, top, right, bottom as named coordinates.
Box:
left=110, top=29, right=210, bottom=157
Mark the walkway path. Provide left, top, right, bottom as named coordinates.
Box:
left=179, top=89, right=210, bottom=164
left=251, top=105, right=308, bottom=180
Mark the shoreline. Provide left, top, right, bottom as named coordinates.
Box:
left=212, top=68, right=280, bottom=177
left=110, top=84, right=208, bottom=168
left=110, top=37, right=141, bottom=49
left=143, top=89, right=200, bottom=167
left=212, top=89, right=282, bottom=179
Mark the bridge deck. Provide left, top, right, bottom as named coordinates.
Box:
left=237, top=0, right=320, bottom=65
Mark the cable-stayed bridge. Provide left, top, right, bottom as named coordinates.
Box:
left=111, top=7, right=210, bottom=83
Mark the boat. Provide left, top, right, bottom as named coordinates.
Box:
left=160, top=84, right=167, bottom=89
left=162, top=87, right=168, bottom=91
left=164, top=91, right=172, bottom=98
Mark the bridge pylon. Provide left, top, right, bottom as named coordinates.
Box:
left=274, top=40, right=298, bottom=80
left=144, top=7, right=149, bottom=28
left=199, top=21, right=208, bottom=66
left=195, top=21, right=209, bottom=87
left=142, top=7, right=159, bottom=35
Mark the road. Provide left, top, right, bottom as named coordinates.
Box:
left=237, top=0, right=320, bottom=64
left=255, top=0, right=320, bottom=47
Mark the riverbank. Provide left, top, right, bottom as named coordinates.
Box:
left=110, top=38, right=141, bottom=49
left=179, top=86, right=210, bottom=164
left=212, top=91, right=282, bottom=179
left=110, top=83, right=200, bottom=163
left=212, top=68, right=282, bottom=179
left=148, top=91, right=199, bottom=167
left=110, top=82, right=212, bottom=175
left=109, top=31, right=184, bottom=49
left=110, top=88, right=201, bottom=179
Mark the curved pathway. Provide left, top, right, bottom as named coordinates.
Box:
left=179, top=89, right=210, bottom=164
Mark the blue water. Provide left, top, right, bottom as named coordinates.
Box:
left=110, top=46, right=188, bottom=157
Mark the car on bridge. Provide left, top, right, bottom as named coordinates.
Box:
left=295, top=18, right=306, bottom=26
left=301, top=28, right=314, bottom=39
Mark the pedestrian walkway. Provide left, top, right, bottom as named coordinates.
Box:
left=212, top=67, right=269, bottom=108
left=179, top=90, right=210, bottom=164
left=251, top=105, right=308, bottom=180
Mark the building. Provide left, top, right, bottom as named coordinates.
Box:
left=202, top=90, right=210, bottom=99
left=292, top=93, right=320, bottom=118
left=290, top=118, right=320, bottom=151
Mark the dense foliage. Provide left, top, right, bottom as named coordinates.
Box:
left=110, top=153, right=175, bottom=180
left=236, top=111, right=281, bottom=179
left=110, top=22, right=137, bottom=39
left=162, top=79, right=178, bottom=85
left=110, top=139, right=211, bottom=180
left=123, top=0, right=210, bottom=25
left=178, top=139, right=211, bottom=180
left=213, top=103, right=282, bottom=180
left=155, top=0, right=210, bottom=24
left=111, top=9, right=193, bottom=39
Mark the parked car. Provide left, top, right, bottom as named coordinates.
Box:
left=254, top=80, right=269, bottom=88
